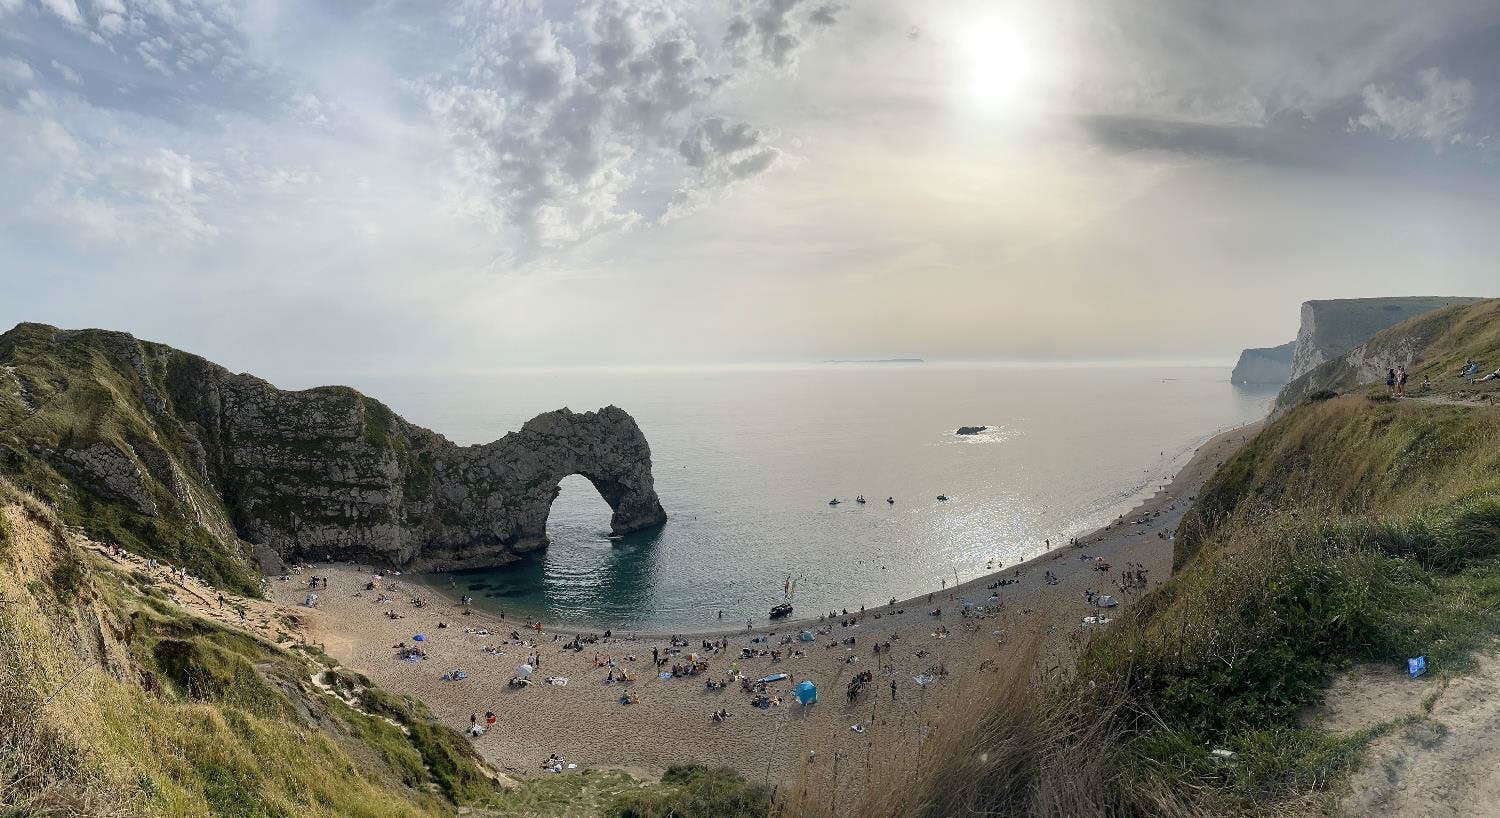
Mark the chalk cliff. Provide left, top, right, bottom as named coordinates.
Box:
left=1230, top=341, right=1295, bottom=385
left=0, top=323, right=666, bottom=585
left=1288, top=297, right=1484, bottom=381
left=1275, top=299, right=1500, bottom=411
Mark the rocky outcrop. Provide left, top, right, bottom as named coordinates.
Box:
left=1230, top=341, right=1295, bottom=386
left=0, top=323, right=666, bottom=575
left=955, top=426, right=987, bottom=435
left=1288, top=297, right=1484, bottom=381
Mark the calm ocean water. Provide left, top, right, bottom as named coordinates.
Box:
left=337, top=364, right=1274, bottom=632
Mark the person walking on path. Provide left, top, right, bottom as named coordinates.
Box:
left=1398, top=366, right=1408, bottom=397
left=890, top=679, right=897, bottom=701
left=1386, top=368, right=1397, bottom=396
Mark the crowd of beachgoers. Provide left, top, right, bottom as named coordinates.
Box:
left=260, top=424, right=1257, bottom=783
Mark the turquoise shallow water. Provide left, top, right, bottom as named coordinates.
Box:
left=331, top=364, right=1274, bottom=631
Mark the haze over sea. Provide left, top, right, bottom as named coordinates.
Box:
left=330, top=364, right=1274, bottom=631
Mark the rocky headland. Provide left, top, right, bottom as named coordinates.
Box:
left=1228, top=296, right=1483, bottom=388
left=0, top=323, right=666, bottom=581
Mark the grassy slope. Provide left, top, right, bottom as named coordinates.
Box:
left=0, top=477, right=502, bottom=818
left=878, top=301, right=1500, bottom=818
left=0, top=323, right=262, bottom=594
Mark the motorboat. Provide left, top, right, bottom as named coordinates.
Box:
left=769, top=603, right=794, bottom=619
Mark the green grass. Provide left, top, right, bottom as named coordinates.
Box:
left=606, top=766, right=771, bottom=818
left=1085, top=392, right=1500, bottom=813
left=0, top=485, right=501, bottom=818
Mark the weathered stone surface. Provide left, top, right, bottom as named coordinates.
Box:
left=0, top=323, right=667, bottom=572
left=55, top=442, right=159, bottom=517
left=955, top=426, right=987, bottom=435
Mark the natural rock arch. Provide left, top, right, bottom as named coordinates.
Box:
left=1, top=322, right=671, bottom=573
left=471, top=406, right=669, bottom=557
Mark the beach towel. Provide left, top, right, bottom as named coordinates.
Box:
left=659, top=671, right=673, bottom=680
left=913, top=674, right=934, bottom=687
left=547, top=677, right=569, bottom=686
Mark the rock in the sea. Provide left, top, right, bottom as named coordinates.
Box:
left=0, top=322, right=667, bottom=572
left=955, top=426, right=987, bottom=435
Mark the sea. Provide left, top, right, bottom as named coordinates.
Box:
left=335, top=364, right=1276, bottom=632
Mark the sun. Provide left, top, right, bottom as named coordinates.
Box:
left=956, top=17, right=1036, bottom=111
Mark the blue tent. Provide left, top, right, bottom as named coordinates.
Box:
left=412, top=634, right=426, bottom=642
left=794, top=680, right=817, bottom=705
left=798, top=630, right=815, bottom=642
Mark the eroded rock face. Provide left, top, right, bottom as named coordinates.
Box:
left=55, top=442, right=159, bottom=517
left=0, top=323, right=667, bottom=572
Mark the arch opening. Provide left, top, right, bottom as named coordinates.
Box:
left=546, top=473, right=616, bottom=546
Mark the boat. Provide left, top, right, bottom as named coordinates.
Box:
left=828, top=498, right=840, bottom=506
left=936, top=495, right=949, bottom=502
left=855, top=496, right=866, bottom=504
left=769, top=603, right=793, bottom=619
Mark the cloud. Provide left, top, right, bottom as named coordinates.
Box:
left=49, top=59, right=82, bottom=85
left=38, top=0, right=84, bottom=27
left=418, top=0, right=836, bottom=262
left=1064, top=0, right=1496, bottom=131
left=0, top=91, right=221, bottom=247
left=678, top=116, right=779, bottom=179
left=1350, top=67, right=1476, bottom=148
left=725, top=0, right=832, bottom=68
left=0, top=56, right=34, bottom=84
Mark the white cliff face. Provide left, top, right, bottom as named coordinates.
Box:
left=1288, top=298, right=1484, bottom=382
left=1, top=323, right=667, bottom=573
left=1289, top=302, right=1324, bottom=382
left=1232, top=342, right=1295, bottom=385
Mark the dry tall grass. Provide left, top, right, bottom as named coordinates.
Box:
left=776, top=627, right=1186, bottom=818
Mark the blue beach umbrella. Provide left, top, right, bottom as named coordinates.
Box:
left=412, top=634, right=426, bottom=642
left=794, top=680, right=817, bottom=705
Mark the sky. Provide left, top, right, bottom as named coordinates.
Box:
left=2, top=0, right=1499, bottom=378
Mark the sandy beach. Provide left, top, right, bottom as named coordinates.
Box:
left=250, top=421, right=1261, bottom=786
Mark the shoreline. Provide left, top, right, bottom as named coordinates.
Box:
left=408, top=419, right=1259, bottom=641
left=265, top=419, right=1263, bottom=782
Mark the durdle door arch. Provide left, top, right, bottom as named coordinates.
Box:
left=471, top=405, right=669, bottom=557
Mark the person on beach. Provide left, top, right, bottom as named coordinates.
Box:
left=890, top=679, right=897, bottom=701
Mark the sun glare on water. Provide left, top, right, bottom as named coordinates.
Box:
left=957, top=17, right=1037, bottom=112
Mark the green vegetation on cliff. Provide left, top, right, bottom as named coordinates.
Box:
left=0, top=476, right=502, bottom=817
left=873, top=300, right=1500, bottom=818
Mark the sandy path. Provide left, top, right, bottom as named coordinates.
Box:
left=266, top=422, right=1260, bottom=784
left=1327, top=653, right=1500, bottom=817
